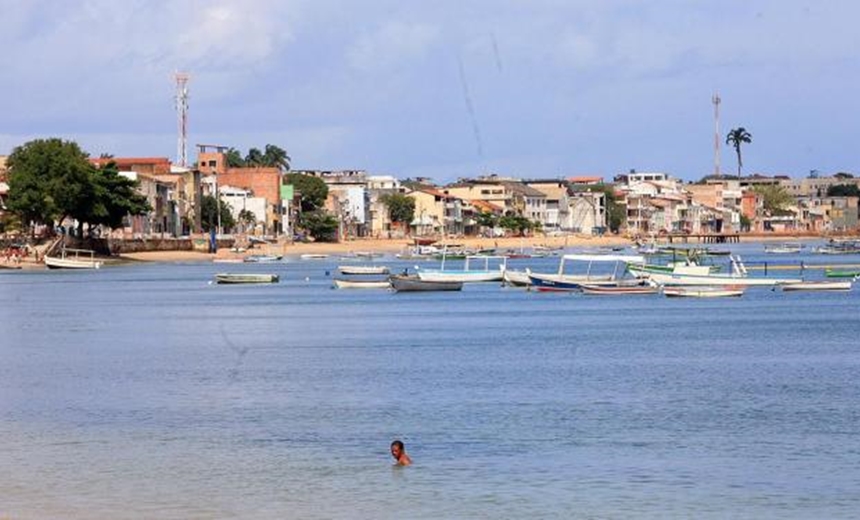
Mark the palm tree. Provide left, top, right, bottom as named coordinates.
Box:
left=263, top=144, right=291, bottom=171
left=726, top=127, right=752, bottom=177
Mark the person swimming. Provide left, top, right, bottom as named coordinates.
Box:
left=390, top=439, right=412, bottom=466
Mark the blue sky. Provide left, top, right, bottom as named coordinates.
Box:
left=1, top=0, right=858, bottom=182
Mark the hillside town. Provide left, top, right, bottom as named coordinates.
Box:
left=1, top=145, right=860, bottom=247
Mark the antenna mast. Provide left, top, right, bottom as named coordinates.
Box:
left=712, top=93, right=721, bottom=178
left=175, top=72, right=191, bottom=167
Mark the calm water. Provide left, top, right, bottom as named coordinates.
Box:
left=2, top=244, right=860, bottom=519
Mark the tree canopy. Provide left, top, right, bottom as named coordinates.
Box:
left=285, top=173, right=328, bottom=211
left=827, top=184, right=860, bottom=197
left=299, top=210, right=338, bottom=242
left=6, top=138, right=149, bottom=234
left=199, top=195, right=235, bottom=232
left=753, top=184, right=793, bottom=215
left=230, top=144, right=291, bottom=171
left=379, top=193, right=415, bottom=225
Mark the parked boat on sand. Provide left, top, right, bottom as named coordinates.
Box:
left=44, top=247, right=103, bottom=269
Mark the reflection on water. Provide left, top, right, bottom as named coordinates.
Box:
left=1, top=246, right=860, bottom=518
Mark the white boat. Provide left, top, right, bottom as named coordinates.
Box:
left=338, top=265, right=390, bottom=275
left=44, top=247, right=103, bottom=269
left=628, top=255, right=802, bottom=287
left=390, top=274, right=463, bottom=292
left=764, top=242, right=803, bottom=254
left=663, top=285, right=745, bottom=298
left=215, top=273, right=279, bottom=284
left=502, top=267, right=531, bottom=287
left=417, top=255, right=507, bottom=283
left=300, top=253, right=329, bottom=260
left=779, top=280, right=852, bottom=292
left=333, top=278, right=391, bottom=289
left=580, top=281, right=659, bottom=295
left=527, top=254, right=645, bottom=291
left=243, top=254, right=282, bottom=263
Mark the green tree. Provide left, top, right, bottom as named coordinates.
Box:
left=498, top=213, right=535, bottom=236
left=200, top=195, right=235, bottom=232
left=6, top=138, right=92, bottom=231
left=285, top=173, right=328, bottom=211
left=245, top=148, right=264, bottom=167
left=379, top=193, right=415, bottom=226
left=826, top=184, right=860, bottom=197
left=299, top=209, right=338, bottom=242
left=238, top=209, right=256, bottom=228
left=475, top=211, right=499, bottom=230
left=226, top=148, right=246, bottom=167
left=263, top=144, right=291, bottom=171
left=87, top=162, right=150, bottom=230
left=726, top=127, right=752, bottom=177
left=753, top=184, right=793, bottom=215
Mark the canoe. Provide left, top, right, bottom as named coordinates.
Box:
left=580, top=282, right=659, bottom=295
left=824, top=269, right=860, bottom=278
left=333, top=278, right=391, bottom=289
left=389, top=274, right=463, bottom=292
left=215, top=273, right=280, bottom=284
left=780, top=280, right=852, bottom=292
left=663, top=286, right=745, bottom=298
left=338, top=265, right=390, bottom=275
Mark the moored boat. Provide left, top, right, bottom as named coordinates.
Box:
left=580, top=281, right=659, bottom=295
left=389, top=274, right=463, bottom=292
left=502, top=267, right=531, bottom=287
left=417, top=255, right=506, bottom=283
left=764, top=242, right=803, bottom=254
left=824, top=268, right=860, bottom=278
left=338, top=265, right=390, bottom=275
left=663, top=285, right=745, bottom=298
left=527, top=254, right=645, bottom=292
left=243, top=254, right=282, bottom=263
left=44, top=248, right=103, bottom=269
left=215, top=273, right=280, bottom=284
left=779, top=280, right=852, bottom=292
left=628, top=255, right=801, bottom=287
left=333, top=278, right=391, bottom=289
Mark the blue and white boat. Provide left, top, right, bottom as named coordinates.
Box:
left=417, top=255, right=507, bottom=283
left=527, top=254, right=645, bottom=292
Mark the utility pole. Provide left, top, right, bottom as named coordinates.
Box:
left=712, top=93, right=721, bottom=178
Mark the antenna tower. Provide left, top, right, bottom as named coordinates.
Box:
left=175, top=72, right=191, bottom=167
left=712, top=93, right=721, bottom=178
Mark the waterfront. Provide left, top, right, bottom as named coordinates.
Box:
left=2, top=245, right=860, bottom=518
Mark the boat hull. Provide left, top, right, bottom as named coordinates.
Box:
left=628, top=266, right=800, bottom=286
left=390, top=275, right=463, bottom=292
left=215, top=273, right=279, bottom=284
left=663, top=286, right=745, bottom=298
left=780, top=281, right=852, bottom=291
left=333, top=278, right=390, bottom=289
left=338, top=265, right=390, bottom=275
left=417, top=270, right=502, bottom=283
left=44, top=256, right=103, bottom=269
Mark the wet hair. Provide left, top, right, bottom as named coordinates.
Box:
left=391, top=440, right=405, bottom=451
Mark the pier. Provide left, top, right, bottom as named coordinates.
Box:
left=666, top=233, right=741, bottom=244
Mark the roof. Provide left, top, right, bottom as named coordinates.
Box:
left=503, top=182, right=546, bottom=198
left=568, top=176, right=604, bottom=184
left=470, top=199, right=504, bottom=212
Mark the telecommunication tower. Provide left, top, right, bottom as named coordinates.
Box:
left=712, top=93, right=721, bottom=178
left=175, top=72, right=191, bottom=167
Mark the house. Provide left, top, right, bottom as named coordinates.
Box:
left=567, top=190, right=607, bottom=235
left=526, top=180, right=569, bottom=231
left=445, top=178, right=547, bottom=226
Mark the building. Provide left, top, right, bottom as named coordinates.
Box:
left=526, top=180, right=569, bottom=231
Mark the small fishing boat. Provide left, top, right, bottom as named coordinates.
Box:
left=502, top=267, right=531, bottom=287
left=417, top=254, right=506, bottom=283
left=527, top=254, right=644, bottom=292
left=338, top=265, right=390, bottom=275
left=580, top=281, right=659, bottom=295
left=779, top=280, right=852, bottom=292
left=332, top=278, right=391, bottom=289
left=764, top=242, right=803, bottom=254
left=243, top=254, right=282, bottom=263
left=389, top=274, right=463, bottom=292
left=663, top=285, right=745, bottom=298
left=215, top=273, right=280, bottom=284
left=300, top=253, right=329, bottom=260
left=824, top=268, right=860, bottom=278
left=44, top=247, right=103, bottom=269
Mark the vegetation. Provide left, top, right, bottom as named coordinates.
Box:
left=498, top=213, right=537, bottom=236
left=475, top=211, right=499, bottom=230
left=726, top=127, right=752, bottom=177
left=223, top=144, right=291, bottom=171
left=238, top=209, right=256, bottom=228
left=753, top=184, right=793, bottom=215
left=199, top=195, right=235, bottom=232
left=826, top=184, right=860, bottom=197
left=6, top=138, right=149, bottom=236
left=379, top=193, right=415, bottom=226
left=299, top=210, right=338, bottom=242
left=285, top=173, right=328, bottom=211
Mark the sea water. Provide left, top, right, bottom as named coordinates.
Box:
left=1, top=243, right=859, bottom=519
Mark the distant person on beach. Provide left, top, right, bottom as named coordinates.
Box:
left=390, top=440, right=412, bottom=466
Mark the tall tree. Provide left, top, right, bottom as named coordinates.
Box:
left=263, top=144, right=291, bottom=171
left=6, top=138, right=92, bottom=232
left=752, top=184, right=793, bottom=215
left=245, top=147, right=264, bottom=167
left=726, top=127, right=752, bottom=177
left=379, top=193, right=416, bottom=226
left=225, top=148, right=246, bottom=168
left=87, top=162, right=151, bottom=229
left=285, top=173, right=328, bottom=211
left=199, top=195, right=235, bottom=232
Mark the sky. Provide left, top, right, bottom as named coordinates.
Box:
left=1, top=0, right=859, bottom=183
